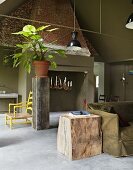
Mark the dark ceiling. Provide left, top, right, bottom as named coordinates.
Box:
left=75, top=0, right=133, bottom=63
left=0, top=0, right=133, bottom=63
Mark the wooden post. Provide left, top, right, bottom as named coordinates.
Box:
left=32, top=77, right=49, bottom=130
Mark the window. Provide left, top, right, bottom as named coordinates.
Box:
left=96, top=75, right=99, bottom=88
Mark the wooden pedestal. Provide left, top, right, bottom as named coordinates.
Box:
left=32, top=77, right=49, bottom=130
left=57, top=114, right=102, bottom=160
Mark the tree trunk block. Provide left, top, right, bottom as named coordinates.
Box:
left=32, top=77, right=49, bottom=130
left=57, top=114, right=102, bottom=160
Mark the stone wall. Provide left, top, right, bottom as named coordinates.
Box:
left=0, top=0, right=88, bottom=48
left=0, top=0, right=35, bottom=46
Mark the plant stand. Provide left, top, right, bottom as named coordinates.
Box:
left=32, top=77, right=49, bottom=130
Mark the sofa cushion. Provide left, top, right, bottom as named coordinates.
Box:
left=110, top=107, right=130, bottom=127
left=113, top=103, right=133, bottom=122
left=89, top=102, right=133, bottom=122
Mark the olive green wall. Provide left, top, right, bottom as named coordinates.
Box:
left=18, top=64, right=27, bottom=104
left=18, top=64, right=34, bottom=112
left=49, top=70, right=95, bottom=112
left=104, top=62, right=133, bottom=101
left=0, top=57, right=18, bottom=112
left=94, top=62, right=105, bottom=101
left=104, top=63, right=111, bottom=97
left=49, top=56, right=94, bottom=111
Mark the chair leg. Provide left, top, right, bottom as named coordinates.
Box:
left=5, top=115, right=7, bottom=125
left=10, top=118, right=13, bottom=129
left=31, top=119, right=33, bottom=128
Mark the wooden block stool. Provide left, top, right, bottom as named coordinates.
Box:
left=57, top=114, right=102, bottom=160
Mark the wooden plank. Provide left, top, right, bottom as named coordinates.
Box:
left=57, top=116, right=72, bottom=159
left=32, top=77, right=49, bottom=130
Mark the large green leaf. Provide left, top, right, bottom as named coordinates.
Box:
left=19, top=43, right=32, bottom=52
left=50, top=61, right=57, bottom=68
left=22, top=32, right=32, bottom=37
left=13, top=53, right=22, bottom=58
left=13, top=53, right=22, bottom=67
left=36, top=25, right=51, bottom=31
left=30, top=35, right=41, bottom=40
left=12, top=31, right=31, bottom=37
left=46, top=28, right=59, bottom=32
left=48, top=54, right=55, bottom=59
left=12, top=31, right=24, bottom=35
left=56, top=49, right=66, bottom=56
left=23, top=25, right=36, bottom=33
left=16, top=44, right=24, bottom=48
left=24, top=64, right=31, bottom=74
left=41, top=46, right=48, bottom=52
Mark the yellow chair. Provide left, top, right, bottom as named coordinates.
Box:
left=5, top=91, right=32, bottom=129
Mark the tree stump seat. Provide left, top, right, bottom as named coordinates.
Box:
left=57, top=114, right=102, bottom=160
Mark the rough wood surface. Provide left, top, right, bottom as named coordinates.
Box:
left=32, top=77, right=49, bottom=130
left=57, top=114, right=102, bottom=160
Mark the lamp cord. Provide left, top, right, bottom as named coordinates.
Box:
left=74, top=0, right=75, bottom=31
left=100, top=0, right=102, bottom=34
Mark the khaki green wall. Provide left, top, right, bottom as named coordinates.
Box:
left=104, top=63, right=111, bottom=97
left=26, top=68, right=34, bottom=98
left=18, top=64, right=27, bottom=103
left=0, top=57, right=18, bottom=112
left=49, top=56, right=94, bottom=111
left=18, top=64, right=33, bottom=112
left=104, top=62, right=133, bottom=101
left=94, top=62, right=104, bottom=101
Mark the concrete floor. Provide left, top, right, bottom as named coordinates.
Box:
left=0, top=114, right=133, bottom=170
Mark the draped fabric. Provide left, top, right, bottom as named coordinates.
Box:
left=88, top=102, right=133, bottom=157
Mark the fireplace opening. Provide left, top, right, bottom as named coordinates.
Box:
left=49, top=71, right=86, bottom=112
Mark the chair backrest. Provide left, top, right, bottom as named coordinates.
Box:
left=26, top=91, right=32, bottom=113
left=110, top=95, right=120, bottom=102
left=99, top=94, right=106, bottom=102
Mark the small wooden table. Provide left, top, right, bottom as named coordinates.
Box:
left=57, top=114, right=102, bottom=160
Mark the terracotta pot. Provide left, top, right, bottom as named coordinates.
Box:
left=33, top=61, right=50, bottom=77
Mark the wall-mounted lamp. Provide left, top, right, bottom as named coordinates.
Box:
left=120, top=73, right=126, bottom=86
left=67, top=0, right=81, bottom=50
left=125, top=0, right=133, bottom=29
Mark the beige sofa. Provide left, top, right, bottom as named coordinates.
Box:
left=88, top=102, right=133, bottom=157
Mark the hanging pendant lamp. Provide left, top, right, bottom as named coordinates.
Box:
left=125, top=0, right=133, bottom=29
left=126, top=13, right=133, bottom=29
left=67, top=0, right=81, bottom=50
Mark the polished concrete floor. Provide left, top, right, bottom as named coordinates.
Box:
left=0, top=113, right=133, bottom=170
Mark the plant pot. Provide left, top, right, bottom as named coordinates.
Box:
left=33, top=61, right=50, bottom=77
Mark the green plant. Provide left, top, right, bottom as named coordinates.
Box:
left=6, top=24, right=66, bottom=73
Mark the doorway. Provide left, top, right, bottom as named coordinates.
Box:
left=94, top=62, right=104, bottom=102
